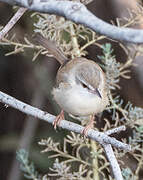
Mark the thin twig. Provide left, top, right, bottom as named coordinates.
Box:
left=90, top=140, right=99, bottom=180
left=0, top=7, right=27, bottom=40
left=105, top=126, right=126, bottom=135
left=69, top=23, right=81, bottom=57
left=103, top=144, right=123, bottom=180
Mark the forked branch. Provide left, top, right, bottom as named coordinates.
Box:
left=0, top=90, right=130, bottom=180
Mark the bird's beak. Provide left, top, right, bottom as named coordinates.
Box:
left=95, top=88, right=102, bottom=99
left=89, top=87, right=102, bottom=99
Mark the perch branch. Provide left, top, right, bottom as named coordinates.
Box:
left=0, top=90, right=130, bottom=179
left=0, top=90, right=131, bottom=151
left=0, top=0, right=143, bottom=43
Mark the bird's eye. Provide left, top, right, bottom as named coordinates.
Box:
left=81, top=82, right=89, bottom=89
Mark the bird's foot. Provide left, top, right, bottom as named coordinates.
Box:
left=81, top=115, right=95, bottom=137
left=53, top=110, right=65, bottom=129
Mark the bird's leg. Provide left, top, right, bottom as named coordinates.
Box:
left=81, top=114, right=95, bottom=136
left=53, top=110, right=65, bottom=129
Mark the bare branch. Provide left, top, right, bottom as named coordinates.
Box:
left=0, top=0, right=143, bottom=43
left=0, top=90, right=131, bottom=151
left=103, top=144, right=123, bottom=180
left=105, top=125, right=126, bottom=135
left=0, top=7, right=27, bottom=40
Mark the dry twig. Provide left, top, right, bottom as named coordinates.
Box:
left=0, top=7, right=27, bottom=40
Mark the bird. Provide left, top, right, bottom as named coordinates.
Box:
left=34, top=33, right=109, bottom=136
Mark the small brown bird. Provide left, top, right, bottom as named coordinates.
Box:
left=34, top=33, right=109, bottom=135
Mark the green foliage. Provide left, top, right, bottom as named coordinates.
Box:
left=16, top=149, right=40, bottom=180
left=99, top=43, right=130, bottom=90
left=122, top=168, right=134, bottom=180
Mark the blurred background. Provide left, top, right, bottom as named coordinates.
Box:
left=0, top=0, right=143, bottom=180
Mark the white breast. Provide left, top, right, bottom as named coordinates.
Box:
left=52, top=83, right=108, bottom=116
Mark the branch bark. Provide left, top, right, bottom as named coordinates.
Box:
left=0, top=90, right=131, bottom=151
left=0, top=0, right=143, bottom=44
left=103, top=144, right=123, bottom=180
left=0, top=7, right=27, bottom=40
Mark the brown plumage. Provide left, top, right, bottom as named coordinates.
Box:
left=34, top=33, right=109, bottom=135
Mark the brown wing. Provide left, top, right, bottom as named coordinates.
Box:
left=75, top=62, right=101, bottom=89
